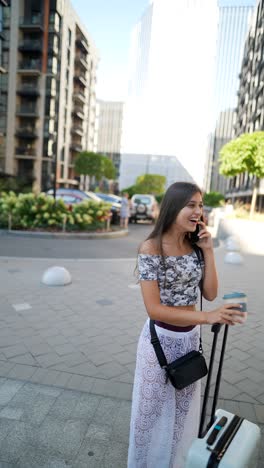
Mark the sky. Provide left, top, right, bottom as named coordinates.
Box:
left=71, top=0, right=150, bottom=102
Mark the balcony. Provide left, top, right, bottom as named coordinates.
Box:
left=71, top=124, right=84, bottom=136
left=15, top=146, right=37, bottom=157
left=18, top=59, right=41, bottom=74
left=48, top=22, right=60, bottom=35
left=2, top=16, right=10, bottom=29
left=256, top=96, right=264, bottom=113
left=15, top=127, right=38, bottom=139
left=44, top=129, right=56, bottom=139
left=70, top=143, right=83, bottom=153
left=18, top=39, right=43, bottom=53
left=19, top=15, right=43, bottom=31
left=242, top=55, right=249, bottom=67
left=75, top=54, right=88, bottom=70
left=73, top=90, right=86, bottom=103
left=74, top=72, right=87, bottom=86
left=2, top=38, right=9, bottom=50
left=71, top=106, right=85, bottom=119
left=16, top=105, right=39, bottom=117
left=75, top=36, right=89, bottom=53
left=48, top=43, right=59, bottom=56
left=17, top=84, right=40, bottom=97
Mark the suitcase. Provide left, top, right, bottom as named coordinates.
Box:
left=185, top=323, right=261, bottom=468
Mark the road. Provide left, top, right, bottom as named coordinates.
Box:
left=0, top=224, right=153, bottom=258
left=0, top=224, right=220, bottom=259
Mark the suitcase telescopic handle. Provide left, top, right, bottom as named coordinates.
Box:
left=208, top=324, right=229, bottom=430
left=198, top=324, right=229, bottom=438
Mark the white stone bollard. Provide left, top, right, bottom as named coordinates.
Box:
left=225, top=236, right=240, bottom=252
left=42, top=266, right=72, bottom=286
left=224, top=236, right=243, bottom=264
left=224, top=251, right=244, bottom=265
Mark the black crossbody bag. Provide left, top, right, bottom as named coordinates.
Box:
left=149, top=245, right=208, bottom=390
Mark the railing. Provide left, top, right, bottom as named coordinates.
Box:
left=74, top=72, right=87, bottom=84
left=17, top=84, right=40, bottom=94
left=16, top=106, right=38, bottom=115
left=18, top=60, right=41, bottom=71
left=16, top=127, right=38, bottom=137
left=75, top=54, right=88, bottom=69
left=19, top=15, right=43, bottom=27
left=19, top=40, right=42, bottom=50
left=72, top=105, right=85, bottom=116
left=73, top=91, right=86, bottom=102
left=76, top=36, right=89, bottom=52
left=15, top=147, right=36, bottom=156
left=72, top=124, right=83, bottom=131
left=71, top=125, right=84, bottom=135
left=70, top=143, right=82, bottom=152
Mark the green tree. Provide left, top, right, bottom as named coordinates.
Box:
left=203, top=191, right=225, bottom=207
left=0, top=172, right=34, bottom=194
left=219, top=131, right=264, bottom=217
left=74, top=152, right=116, bottom=190
left=120, top=185, right=138, bottom=198
left=135, top=174, right=166, bottom=194
left=101, top=156, right=116, bottom=180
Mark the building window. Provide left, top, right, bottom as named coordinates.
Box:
left=50, top=11, right=60, bottom=29
left=47, top=56, right=58, bottom=74
left=60, top=147, right=65, bottom=162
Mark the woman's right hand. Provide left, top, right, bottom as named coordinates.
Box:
left=206, top=303, right=245, bottom=325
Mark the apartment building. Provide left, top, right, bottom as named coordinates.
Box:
left=225, top=0, right=264, bottom=210
left=0, top=0, right=8, bottom=169
left=96, top=100, right=123, bottom=183
left=0, top=0, right=8, bottom=74
left=1, top=0, right=98, bottom=192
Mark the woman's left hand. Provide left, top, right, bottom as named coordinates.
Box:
left=196, top=221, right=213, bottom=250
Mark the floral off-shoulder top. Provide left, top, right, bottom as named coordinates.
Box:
left=138, top=251, right=204, bottom=307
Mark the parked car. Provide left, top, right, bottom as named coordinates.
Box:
left=95, top=193, right=121, bottom=224
left=46, top=188, right=102, bottom=207
left=130, top=194, right=159, bottom=223
left=96, top=193, right=122, bottom=205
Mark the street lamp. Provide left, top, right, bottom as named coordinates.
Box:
left=52, top=148, right=58, bottom=200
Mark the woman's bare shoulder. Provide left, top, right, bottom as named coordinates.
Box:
left=139, top=239, right=159, bottom=255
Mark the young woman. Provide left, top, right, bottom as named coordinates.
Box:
left=120, top=192, right=130, bottom=229
left=128, top=182, right=245, bottom=468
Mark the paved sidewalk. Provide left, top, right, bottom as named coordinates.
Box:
left=0, top=246, right=263, bottom=466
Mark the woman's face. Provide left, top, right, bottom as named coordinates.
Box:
left=174, top=192, right=203, bottom=233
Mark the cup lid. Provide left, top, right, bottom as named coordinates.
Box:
left=223, top=292, right=247, bottom=299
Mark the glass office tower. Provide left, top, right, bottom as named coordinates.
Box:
left=205, top=0, right=256, bottom=194
left=120, top=0, right=218, bottom=190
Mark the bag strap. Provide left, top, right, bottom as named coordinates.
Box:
left=192, top=245, right=204, bottom=353
left=149, top=319, right=168, bottom=369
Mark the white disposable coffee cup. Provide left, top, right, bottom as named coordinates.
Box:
left=223, top=292, right=247, bottom=323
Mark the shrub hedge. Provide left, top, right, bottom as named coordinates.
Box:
left=0, top=192, right=111, bottom=231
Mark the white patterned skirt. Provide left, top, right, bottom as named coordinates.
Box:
left=128, top=319, right=201, bottom=468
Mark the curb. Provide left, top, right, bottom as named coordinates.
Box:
left=0, top=228, right=129, bottom=240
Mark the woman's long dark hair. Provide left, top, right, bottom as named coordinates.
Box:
left=146, top=181, right=202, bottom=256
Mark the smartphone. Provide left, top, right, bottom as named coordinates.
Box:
left=189, top=215, right=204, bottom=244
left=190, top=223, right=200, bottom=244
